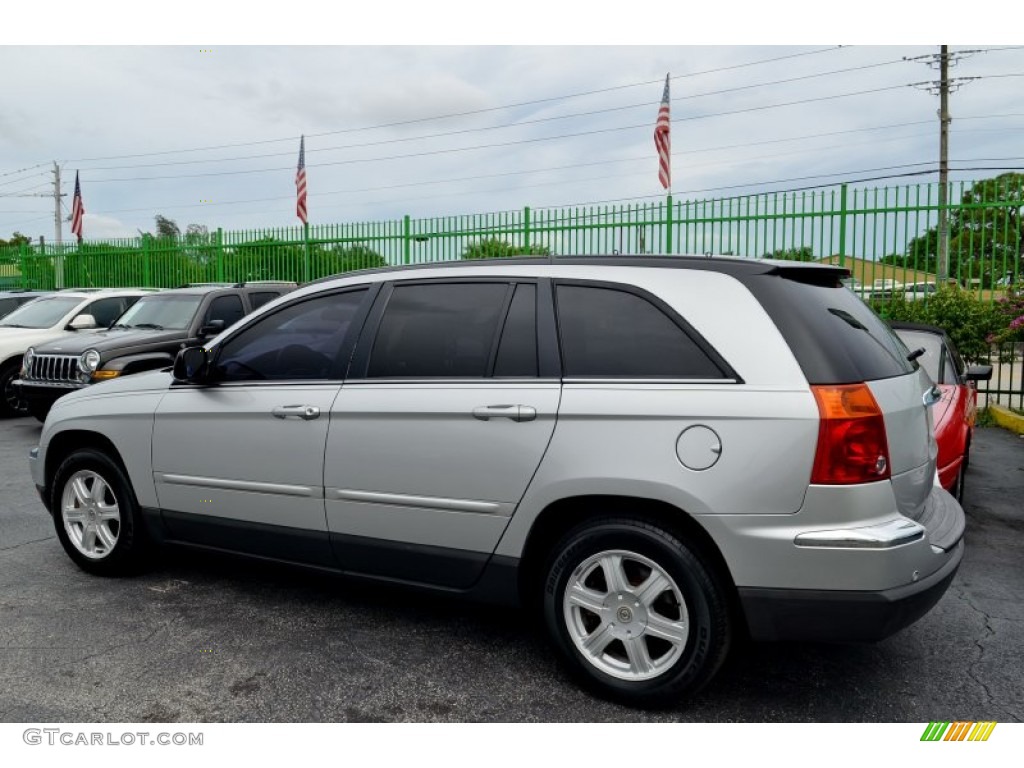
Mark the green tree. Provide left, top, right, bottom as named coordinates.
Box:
left=154, top=215, right=181, bottom=239
left=896, top=173, right=1024, bottom=286
left=0, top=232, right=33, bottom=247
left=763, top=246, right=814, bottom=262
left=462, top=238, right=550, bottom=260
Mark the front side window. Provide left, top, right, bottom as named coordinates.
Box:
left=205, top=295, right=246, bottom=328
left=368, top=282, right=509, bottom=378
left=81, top=297, right=135, bottom=329
left=216, top=290, right=367, bottom=381
left=555, top=284, right=726, bottom=378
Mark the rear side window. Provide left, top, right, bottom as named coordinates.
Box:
left=555, top=284, right=726, bottom=378
left=747, top=275, right=915, bottom=384
left=368, top=282, right=508, bottom=378
left=493, top=283, right=538, bottom=377
left=249, top=291, right=280, bottom=309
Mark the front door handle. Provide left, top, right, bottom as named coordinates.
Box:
left=472, top=405, right=537, bottom=423
left=272, top=405, right=321, bottom=420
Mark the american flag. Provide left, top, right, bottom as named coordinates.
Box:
left=71, top=171, right=85, bottom=242
left=295, top=135, right=308, bottom=225
left=654, top=74, right=671, bottom=190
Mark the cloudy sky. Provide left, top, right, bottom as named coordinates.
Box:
left=2, top=7, right=1021, bottom=242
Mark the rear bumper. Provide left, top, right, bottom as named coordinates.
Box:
left=740, top=537, right=963, bottom=642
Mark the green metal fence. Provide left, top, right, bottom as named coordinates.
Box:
left=2, top=178, right=1021, bottom=407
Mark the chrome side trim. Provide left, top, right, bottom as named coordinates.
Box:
left=794, top=518, right=925, bottom=549
left=563, top=378, right=738, bottom=385
left=156, top=473, right=323, bottom=499
left=328, top=488, right=509, bottom=516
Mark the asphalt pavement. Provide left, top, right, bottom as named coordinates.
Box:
left=0, top=417, right=1021, bottom=722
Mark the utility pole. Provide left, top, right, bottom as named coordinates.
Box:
left=937, top=45, right=951, bottom=283
left=52, top=162, right=65, bottom=289
left=908, top=46, right=980, bottom=285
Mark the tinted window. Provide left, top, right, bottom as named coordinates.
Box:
left=81, top=297, right=133, bottom=328
left=216, top=290, right=367, bottom=381
left=556, top=284, right=724, bottom=378
left=0, top=296, right=82, bottom=328
left=250, top=291, right=280, bottom=310
left=368, top=283, right=508, bottom=378
left=494, top=283, right=538, bottom=377
left=746, top=275, right=915, bottom=384
left=115, top=295, right=203, bottom=330
left=0, top=298, right=18, bottom=318
left=206, top=295, right=245, bottom=327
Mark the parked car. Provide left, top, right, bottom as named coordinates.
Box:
left=0, top=289, right=149, bottom=418
left=16, top=282, right=296, bottom=421
left=890, top=322, right=992, bottom=501
left=0, top=290, right=53, bottom=320
left=903, top=282, right=938, bottom=301
left=30, top=256, right=964, bottom=706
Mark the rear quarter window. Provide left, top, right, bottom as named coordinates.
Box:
left=746, top=274, right=915, bottom=384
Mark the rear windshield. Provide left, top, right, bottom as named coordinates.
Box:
left=745, top=274, right=915, bottom=384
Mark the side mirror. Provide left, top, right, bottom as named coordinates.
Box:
left=68, top=314, right=97, bottom=330
left=173, top=346, right=212, bottom=384
left=964, top=364, right=993, bottom=382
left=199, top=319, right=226, bottom=337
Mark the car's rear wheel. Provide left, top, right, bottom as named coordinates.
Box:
left=51, top=448, right=150, bottom=575
left=541, top=517, right=731, bottom=707
left=0, top=360, right=28, bottom=418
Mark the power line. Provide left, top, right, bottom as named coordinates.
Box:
left=66, top=46, right=849, bottom=165
left=77, top=57, right=913, bottom=173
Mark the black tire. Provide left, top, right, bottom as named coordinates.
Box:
left=0, top=359, right=28, bottom=418
left=953, top=449, right=968, bottom=503
left=50, top=448, right=150, bottom=576
left=541, top=516, right=732, bottom=707
left=28, top=399, right=51, bottom=423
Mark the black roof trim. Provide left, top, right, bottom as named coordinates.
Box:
left=888, top=320, right=948, bottom=336
left=308, top=255, right=849, bottom=285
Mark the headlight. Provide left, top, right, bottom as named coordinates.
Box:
left=22, top=347, right=35, bottom=376
left=79, top=349, right=101, bottom=373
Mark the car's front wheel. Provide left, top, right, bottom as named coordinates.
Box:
left=0, top=360, right=28, bottom=418
left=51, top=448, right=150, bottom=575
left=542, top=517, right=732, bottom=707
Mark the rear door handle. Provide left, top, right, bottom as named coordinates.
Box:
left=472, top=404, right=537, bottom=422
left=272, top=405, right=321, bottom=420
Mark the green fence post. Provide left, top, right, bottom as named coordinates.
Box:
left=665, top=195, right=674, bottom=254
left=19, top=242, right=29, bottom=289
left=216, top=228, right=225, bottom=283
left=523, top=206, right=531, bottom=251
left=141, top=234, right=151, bottom=287
left=303, top=223, right=311, bottom=283
left=837, top=183, right=848, bottom=268
left=403, top=215, right=411, bottom=265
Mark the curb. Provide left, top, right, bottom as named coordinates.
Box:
left=988, top=404, right=1024, bottom=435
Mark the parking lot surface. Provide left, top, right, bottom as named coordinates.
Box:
left=1, top=418, right=1021, bottom=722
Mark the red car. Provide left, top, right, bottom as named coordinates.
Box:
left=891, top=322, right=992, bottom=501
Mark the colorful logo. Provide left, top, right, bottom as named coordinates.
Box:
left=921, top=722, right=997, bottom=741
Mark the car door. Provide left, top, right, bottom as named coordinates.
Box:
left=151, top=287, right=371, bottom=565
left=324, top=279, right=560, bottom=588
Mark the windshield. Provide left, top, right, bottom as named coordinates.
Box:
left=0, top=296, right=83, bottom=329
left=113, top=295, right=203, bottom=331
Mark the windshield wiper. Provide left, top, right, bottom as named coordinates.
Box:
left=0, top=323, right=29, bottom=328
left=132, top=323, right=165, bottom=330
left=111, top=323, right=133, bottom=329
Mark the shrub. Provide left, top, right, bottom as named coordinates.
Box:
left=876, top=285, right=1004, bottom=363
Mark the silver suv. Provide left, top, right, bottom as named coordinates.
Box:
left=29, top=257, right=964, bottom=706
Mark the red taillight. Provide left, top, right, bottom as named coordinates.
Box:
left=810, top=384, right=891, bottom=485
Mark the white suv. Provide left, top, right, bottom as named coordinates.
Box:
left=0, top=289, right=151, bottom=417
left=29, top=257, right=964, bottom=706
